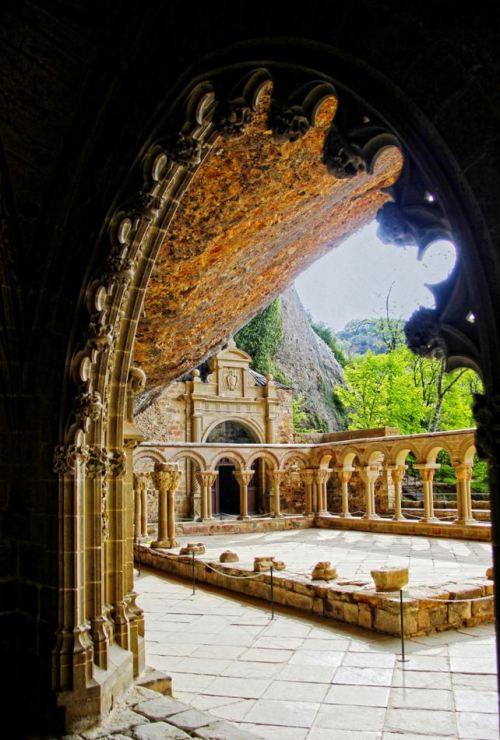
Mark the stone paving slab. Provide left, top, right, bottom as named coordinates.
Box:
left=136, top=570, right=499, bottom=739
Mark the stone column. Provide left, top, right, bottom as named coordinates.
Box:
left=140, top=479, right=148, bottom=536
left=300, top=469, right=315, bottom=516
left=335, top=466, right=354, bottom=517
left=269, top=470, right=284, bottom=517
left=196, top=470, right=218, bottom=521
left=454, top=462, right=474, bottom=524
left=390, top=465, right=407, bottom=521
left=133, top=473, right=149, bottom=539
left=414, top=464, right=439, bottom=522
left=234, top=469, right=253, bottom=519
left=151, top=462, right=181, bottom=548
left=359, top=465, right=380, bottom=519
left=314, top=469, right=331, bottom=514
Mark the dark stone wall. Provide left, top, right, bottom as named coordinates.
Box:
left=1, top=0, right=499, bottom=728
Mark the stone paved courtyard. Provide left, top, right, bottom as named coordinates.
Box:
left=136, top=530, right=499, bottom=739
left=167, top=528, right=493, bottom=587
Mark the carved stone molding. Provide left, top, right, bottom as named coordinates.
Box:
left=215, top=98, right=253, bottom=137
left=108, top=449, right=127, bottom=478
left=269, top=80, right=336, bottom=143
left=87, top=313, right=114, bottom=352
left=74, top=390, right=104, bottom=423
left=404, top=307, right=447, bottom=360
left=86, top=446, right=109, bottom=478
left=165, top=133, right=203, bottom=169
left=53, top=444, right=88, bottom=475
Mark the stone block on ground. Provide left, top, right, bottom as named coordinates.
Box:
left=169, top=708, right=216, bottom=731
left=371, top=566, right=408, bottom=592
left=220, top=550, right=239, bottom=562
left=82, top=709, right=147, bottom=738
left=137, top=667, right=173, bottom=696
left=311, top=561, right=337, bottom=581
left=180, top=542, right=206, bottom=555
left=135, top=697, right=191, bottom=721
left=133, top=721, right=190, bottom=740
left=193, top=720, right=257, bottom=739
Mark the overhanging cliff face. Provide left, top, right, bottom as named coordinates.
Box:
left=275, top=287, right=345, bottom=431
left=135, top=84, right=402, bottom=387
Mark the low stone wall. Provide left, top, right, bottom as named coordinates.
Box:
left=177, top=515, right=312, bottom=537
left=135, top=545, right=494, bottom=638
left=315, top=514, right=491, bottom=541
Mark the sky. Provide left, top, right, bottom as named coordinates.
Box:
left=295, top=220, right=456, bottom=331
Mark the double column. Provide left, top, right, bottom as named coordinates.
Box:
left=300, top=469, right=315, bottom=516
left=233, top=469, right=254, bottom=519
left=151, top=462, right=181, bottom=549
left=414, top=463, right=440, bottom=522
left=388, top=465, right=407, bottom=521
left=269, top=470, right=284, bottom=517
left=196, top=470, right=218, bottom=521
left=359, top=464, right=380, bottom=519
left=454, top=462, right=474, bottom=524
left=335, top=466, right=354, bottom=517
left=314, top=469, right=331, bottom=514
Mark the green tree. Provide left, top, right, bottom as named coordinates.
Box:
left=309, top=317, right=347, bottom=367
left=234, top=298, right=283, bottom=376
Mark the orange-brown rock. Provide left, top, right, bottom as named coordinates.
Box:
left=136, top=85, right=402, bottom=386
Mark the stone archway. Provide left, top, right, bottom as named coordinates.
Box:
left=49, top=43, right=500, bottom=730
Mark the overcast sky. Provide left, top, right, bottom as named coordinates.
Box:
left=295, top=220, right=456, bottom=331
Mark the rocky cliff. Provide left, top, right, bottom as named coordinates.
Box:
left=274, top=287, right=345, bottom=431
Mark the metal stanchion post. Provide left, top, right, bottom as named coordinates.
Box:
left=270, top=565, right=275, bottom=620
left=192, top=551, right=196, bottom=596
left=398, top=588, right=408, bottom=663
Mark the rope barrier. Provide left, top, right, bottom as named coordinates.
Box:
left=202, top=560, right=269, bottom=580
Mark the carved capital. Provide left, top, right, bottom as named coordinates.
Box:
left=454, top=462, right=472, bottom=483
left=133, top=472, right=150, bottom=493
left=53, top=444, right=88, bottom=475
left=86, top=446, right=109, bottom=478
left=390, top=465, right=407, bottom=485
left=196, top=470, right=218, bottom=488
left=314, top=469, right=331, bottom=485
left=152, top=462, right=181, bottom=493
left=108, top=449, right=127, bottom=478
left=234, top=469, right=254, bottom=486
left=299, top=469, right=315, bottom=486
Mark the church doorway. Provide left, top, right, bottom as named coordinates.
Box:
left=216, top=459, right=240, bottom=516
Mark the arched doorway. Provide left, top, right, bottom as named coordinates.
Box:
left=46, top=39, right=500, bottom=728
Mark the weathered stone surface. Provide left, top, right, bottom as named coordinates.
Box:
left=135, top=697, right=191, bottom=721
left=127, top=686, right=163, bottom=706
left=193, top=720, right=257, bottom=739
left=371, top=567, right=409, bottom=592
left=133, top=722, right=190, bottom=740
left=179, top=543, right=206, bottom=555
left=311, top=561, right=337, bottom=581
left=168, top=709, right=214, bottom=731
left=82, top=709, right=147, bottom=738
left=220, top=550, right=239, bottom=562
left=486, top=566, right=494, bottom=579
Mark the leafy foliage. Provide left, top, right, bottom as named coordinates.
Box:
left=335, top=345, right=482, bottom=434
left=337, top=317, right=406, bottom=356
left=234, top=298, right=283, bottom=376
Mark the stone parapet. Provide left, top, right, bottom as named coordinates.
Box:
left=135, top=544, right=495, bottom=638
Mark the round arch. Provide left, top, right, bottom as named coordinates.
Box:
left=202, top=417, right=264, bottom=444
left=246, top=450, right=279, bottom=470
left=167, top=449, right=208, bottom=470
left=280, top=450, right=311, bottom=470
left=133, top=449, right=168, bottom=470
left=208, top=450, right=246, bottom=471
left=50, top=37, right=500, bottom=722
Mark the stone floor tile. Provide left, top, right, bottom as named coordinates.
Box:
left=135, top=697, right=193, bottom=720
left=342, top=651, right=396, bottom=668
left=402, top=655, right=450, bottom=672
left=148, top=643, right=198, bottom=657
left=222, top=660, right=283, bottom=679
left=309, top=731, right=381, bottom=740
left=208, top=699, right=256, bottom=722
left=451, top=673, right=498, bottom=691
left=193, top=720, right=258, bottom=739
left=456, top=711, right=500, bottom=739
left=168, top=672, right=217, bottom=692
left=312, top=704, right=386, bottom=732
left=252, top=635, right=304, bottom=650
left=277, top=664, right=337, bottom=683
left=333, top=666, right=394, bottom=686
left=388, top=687, right=454, bottom=710
left=262, top=679, right=328, bottom=702
left=168, top=708, right=215, bottom=731
left=238, top=647, right=293, bottom=663
left=450, top=656, right=497, bottom=674
left=204, top=676, right=271, bottom=699
left=237, top=723, right=307, bottom=739
left=189, top=695, right=244, bottom=712
left=244, top=698, right=319, bottom=727
left=173, top=657, right=233, bottom=675
left=133, top=722, right=190, bottom=739
left=382, top=734, right=446, bottom=739
left=454, top=689, right=498, bottom=714
left=260, top=620, right=312, bottom=638
left=324, top=684, right=389, bottom=707
left=191, top=645, right=245, bottom=660
left=392, top=669, right=452, bottom=690
left=384, top=708, right=458, bottom=736
left=288, top=650, right=343, bottom=667
left=304, top=638, right=351, bottom=651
